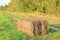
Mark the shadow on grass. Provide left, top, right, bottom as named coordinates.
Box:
left=49, top=28, right=58, bottom=33
left=50, top=24, right=60, bottom=29
left=49, top=24, right=60, bottom=33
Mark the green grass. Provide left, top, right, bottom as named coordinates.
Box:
left=50, top=24, right=60, bottom=29
left=0, top=12, right=37, bottom=40
left=0, top=12, right=20, bottom=40
left=0, top=12, right=60, bottom=40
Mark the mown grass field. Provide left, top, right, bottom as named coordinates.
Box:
left=0, top=11, right=60, bottom=40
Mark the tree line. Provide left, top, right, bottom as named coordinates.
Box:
left=0, top=0, right=60, bottom=14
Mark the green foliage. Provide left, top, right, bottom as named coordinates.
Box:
left=0, top=12, right=37, bottom=40
left=0, top=12, right=20, bottom=40
left=0, top=12, right=60, bottom=40
left=0, top=0, right=60, bottom=14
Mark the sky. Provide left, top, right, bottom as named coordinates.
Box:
left=0, top=0, right=11, bottom=6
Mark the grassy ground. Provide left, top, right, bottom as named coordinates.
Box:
left=0, top=11, right=60, bottom=40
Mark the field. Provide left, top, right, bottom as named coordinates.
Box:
left=0, top=11, right=60, bottom=40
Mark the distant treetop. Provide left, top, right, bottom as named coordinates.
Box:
left=0, top=0, right=11, bottom=6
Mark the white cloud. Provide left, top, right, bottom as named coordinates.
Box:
left=0, top=0, right=11, bottom=6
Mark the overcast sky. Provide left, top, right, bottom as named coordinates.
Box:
left=0, top=0, right=11, bottom=6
